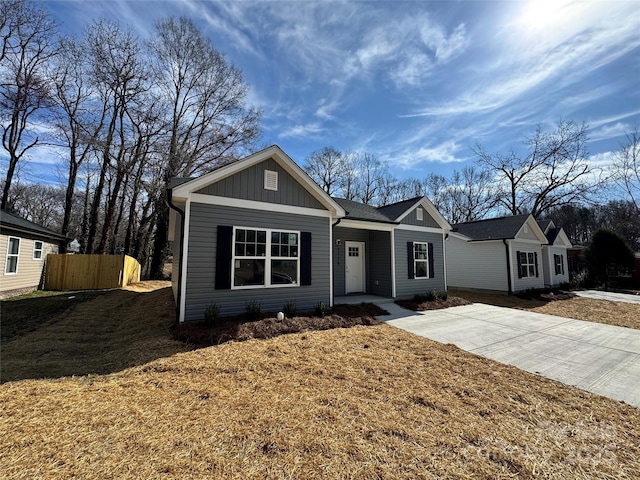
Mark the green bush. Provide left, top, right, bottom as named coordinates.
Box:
left=204, top=303, right=220, bottom=326
left=282, top=300, right=297, bottom=318
left=436, top=290, right=448, bottom=301
left=424, top=290, right=436, bottom=301
left=314, top=301, right=329, bottom=317
left=413, top=293, right=427, bottom=302
left=245, top=300, right=263, bottom=321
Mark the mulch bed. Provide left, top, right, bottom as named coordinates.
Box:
left=173, top=303, right=388, bottom=346
left=396, top=296, right=472, bottom=311
left=515, top=289, right=575, bottom=301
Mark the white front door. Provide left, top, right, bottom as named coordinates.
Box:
left=345, top=241, right=365, bottom=294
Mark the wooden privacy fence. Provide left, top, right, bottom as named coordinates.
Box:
left=45, top=254, right=141, bottom=290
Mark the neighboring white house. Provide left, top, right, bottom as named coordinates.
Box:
left=0, top=210, right=67, bottom=298
left=446, top=214, right=549, bottom=293
left=537, top=220, right=572, bottom=287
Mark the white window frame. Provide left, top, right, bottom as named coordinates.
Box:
left=416, top=208, right=423, bottom=222
left=554, top=254, right=564, bottom=275
left=5, top=236, right=20, bottom=274
left=231, top=226, right=300, bottom=289
left=519, top=251, right=536, bottom=278
left=33, top=240, right=44, bottom=260
left=413, top=242, right=429, bottom=279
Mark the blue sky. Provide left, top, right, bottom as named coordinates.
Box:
left=16, top=1, right=640, bottom=184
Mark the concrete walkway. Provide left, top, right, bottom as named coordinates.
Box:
left=573, top=289, right=640, bottom=304
left=379, top=302, right=640, bottom=407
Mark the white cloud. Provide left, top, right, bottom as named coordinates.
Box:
left=279, top=123, right=325, bottom=139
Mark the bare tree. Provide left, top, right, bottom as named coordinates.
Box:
left=475, top=120, right=596, bottom=217
left=304, top=146, right=344, bottom=195
left=612, top=129, right=640, bottom=210
left=147, top=16, right=261, bottom=278
left=0, top=0, right=57, bottom=209
left=448, top=166, right=498, bottom=223
left=354, top=153, right=385, bottom=205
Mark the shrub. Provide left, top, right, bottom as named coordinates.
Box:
left=424, top=290, right=436, bottom=301
left=204, top=303, right=220, bottom=326
left=245, top=300, right=263, bottom=321
left=436, top=290, right=448, bottom=301
left=282, top=300, right=297, bottom=318
left=413, top=293, right=427, bottom=303
left=314, top=301, right=329, bottom=317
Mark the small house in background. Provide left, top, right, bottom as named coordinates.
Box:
left=446, top=214, right=551, bottom=293
left=67, top=239, right=81, bottom=253
left=0, top=210, right=67, bottom=298
left=537, top=220, right=572, bottom=287
left=169, top=145, right=451, bottom=322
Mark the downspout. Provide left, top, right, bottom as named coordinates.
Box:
left=503, top=238, right=513, bottom=295
left=167, top=188, right=185, bottom=326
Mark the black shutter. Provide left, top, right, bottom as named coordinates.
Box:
left=300, top=232, right=312, bottom=286
left=516, top=250, right=522, bottom=278
left=215, top=225, right=233, bottom=289
left=561, top=255, right=565, bottom=275
left=428, top=242, right=435, bottom=278
left=407, top=242, right=414, bottom=279
left=534, top=252, right=539, bottom=277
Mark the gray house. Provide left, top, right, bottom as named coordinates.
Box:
left=169, top=145, right=451, bottom=322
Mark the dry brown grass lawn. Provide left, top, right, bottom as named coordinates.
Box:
left=1, top=282, right=639, bottom=479
left=449, top=289, right=640, bottom=330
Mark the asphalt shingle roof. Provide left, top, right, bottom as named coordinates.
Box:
left=452, top=213, right=531, bottom=241
left=0, top=210, right=67, bottom=240
left=376, top=196, right=422, bottom=221
left=333, top=198, right=397, bottom=223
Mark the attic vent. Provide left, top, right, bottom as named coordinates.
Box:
left=416, top=208, right=423, bottom=221
left=264, top=170, right=278, bottom=191
left=524, top=224, right=528, bottom=234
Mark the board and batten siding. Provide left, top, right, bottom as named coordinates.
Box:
left=445, top=236, right=509, bottom=292
left=196, top=158, right=324, bottom=209
left=184, top=202, right=331, bottom=320
left=0, top=233, right=58, bottom=293
left=400, top=207, right=440, bottom=228
left=394, top=229, right=445, bottom=298
left=510, top=240, right=544, bottom=291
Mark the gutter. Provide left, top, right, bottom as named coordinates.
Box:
left=503, top=238, right=513, bottom=295
left=167, top=188, right=185, bottom=325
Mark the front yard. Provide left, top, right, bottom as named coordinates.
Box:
left=1, top=282, right=638, bottom=478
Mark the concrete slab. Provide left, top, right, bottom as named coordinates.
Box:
left=383, top=303, right=640, bottom=407
left=574, top=290, right=640, bottom=304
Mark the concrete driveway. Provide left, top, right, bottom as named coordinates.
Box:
left=381, top=303, right=640, bottom=407
left=574, top=289, right=640, bottom=304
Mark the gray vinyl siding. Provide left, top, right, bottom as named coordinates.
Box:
left=445, top=237, right=509, bottom=292
left=171, top=218, right=182, bottom=300
left=196, top=158, right=324, bottom=209
left=369, top=231, right=392, bottom=297
left=333, top=227, right=370, bottom=297
left=394, top=229, right=445, bottom=298
left=184, top=202, right=331, bottom=320
left=400, top=207, right=439, bottom=228
left=511, top=240, right=544, bottom=291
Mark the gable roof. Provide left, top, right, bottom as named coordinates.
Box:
left=0, top=210, right=67, bottom=241
left=376, top=197, right=422, bottom=221
left=170, top=145, right=345, bottom=217
left=334, top=198, right=398, bottom=224
left=453, top=213, right=540, bottom=241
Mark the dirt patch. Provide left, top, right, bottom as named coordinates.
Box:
left=396, top=295, right=472, bottom=311
left=173, top=303, right=388, bottom=346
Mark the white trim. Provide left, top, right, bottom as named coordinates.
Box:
left=442, top=231, right=447, bottom=289
left=345, top=241, right=366, bottom=294
left=512, top=238, right=544, bottom=245
left=338, top=219, right=395, bottom=232
left=179, top=199, right=191, bottom=323
left=329, top=219, right=334, bottom=307
left=416, top=208, right=423, bottom=221
left=32, top=240, right=43, bottom=260
left=231, top=226, right=300, bottom=289
left=391, top=230, right=396, bottom=297
left=413, top=241, right=430, bottom=279
left=515, top=215, right=548, bottom=244
left=5, top=236, right=20, bottom=275
left=395, top=197, right=452, bottom=230
left=506, top=239, right=514, bottom=291
left=396, top=224, right=445, bottom=234
left=191, top=193, right=333, bottom=218
left=172, top=145, right=346, bottom=217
